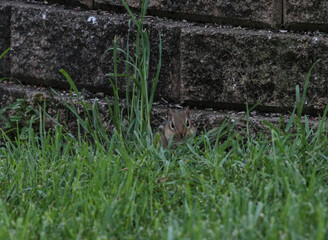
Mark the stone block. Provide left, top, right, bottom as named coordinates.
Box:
left=284, top=0, right=328, bottom=31
left=180, top=26, right=328, bottom=112
left=0, top=4, right=11, bottom=77
left=9, top=2, right=182, bottom=102
left=147, top=0, right=282, bottom=28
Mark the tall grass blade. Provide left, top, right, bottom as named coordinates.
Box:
left=0, top=47, right=11, bottom=60
left=296, top=59, right=321, bottom=118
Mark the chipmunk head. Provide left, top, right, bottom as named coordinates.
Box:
left=165, top=107, right=195, bottom=144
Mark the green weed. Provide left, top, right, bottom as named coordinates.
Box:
left=105, top=0, right=162, bottom=136
left=0, top=47, right=11, bottom=82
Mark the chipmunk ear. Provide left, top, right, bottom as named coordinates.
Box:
left=169, top=109, right=174, bottom=119
left=185, top=107, right=190, bottom=117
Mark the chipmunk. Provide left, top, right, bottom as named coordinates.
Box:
left=156, top=107, right=196, bottom=149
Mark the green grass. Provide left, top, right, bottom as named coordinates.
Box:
left=1, top=1, right=328, bottom=239
left=1, top=105, right=328, bottom=239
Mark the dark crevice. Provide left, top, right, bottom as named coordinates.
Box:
left=281, top=0, right=284, bottom=27
left=0, top=5, right=12, bottom=77
left=147, top=9, right=273, bottom=30
left=182, top=100, right=321, bottom=116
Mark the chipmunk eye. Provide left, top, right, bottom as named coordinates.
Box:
left=186, top=119, right=190, bottom=128
left=170, top=121, right=175, bottom=130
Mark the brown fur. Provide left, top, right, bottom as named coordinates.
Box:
left=160, top=107, right=195, bottom=149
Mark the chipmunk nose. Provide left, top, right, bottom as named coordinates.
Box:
left=178, top=131, right=186, bottom=138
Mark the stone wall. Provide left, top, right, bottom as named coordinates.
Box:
left=1, top=0, right=328, bottom=123
left=17, top=0, right=328, bottom=31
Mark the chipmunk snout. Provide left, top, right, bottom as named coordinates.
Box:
left=159, top=107, right=195, bottom=149
left=176, top=130, right=187, bottom=139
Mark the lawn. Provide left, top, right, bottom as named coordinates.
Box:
left=0, top=103, right=328, bottom=239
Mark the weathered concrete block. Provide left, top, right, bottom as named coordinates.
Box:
left=0, top=4, right=11, bottom=77
left=180, top=26, right=328, bottom=112
left=10, top=3, right=127, bottom=91
left=9, top=2, right=182, bottom=102
left=147, top=0, right=282, bottom=28
left=284, top=0, right=328, bottom=31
